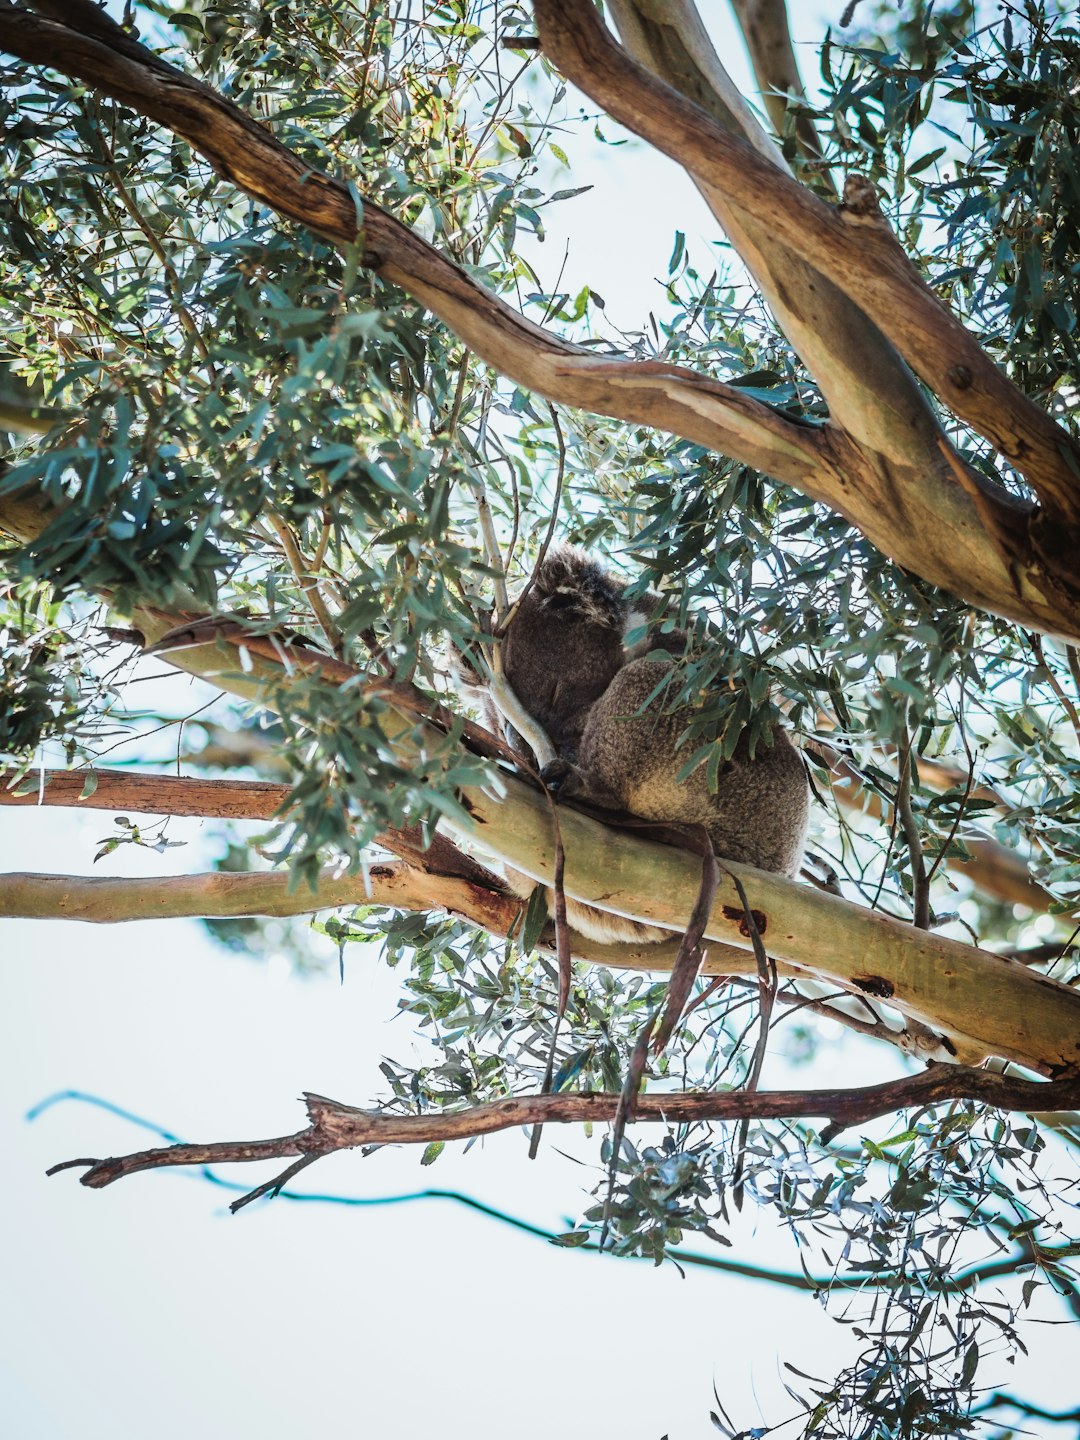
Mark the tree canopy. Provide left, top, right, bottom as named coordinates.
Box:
left=2, top=1, right=1080, bottom=1435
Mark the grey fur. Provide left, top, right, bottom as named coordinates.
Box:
left=493, top=546, right=810, bottom=943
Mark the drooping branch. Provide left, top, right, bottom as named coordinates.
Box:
left=51, top=1066, right=1080, bottom=1199
left=1, top=5, right=1079, bottom=638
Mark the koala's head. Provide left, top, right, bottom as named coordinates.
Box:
left=500, top=545, right=629, bottom=756
left=525, top=545, right=628, bottom=629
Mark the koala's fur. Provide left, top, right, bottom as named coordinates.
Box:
left=488, top=546, right=810, bottom=944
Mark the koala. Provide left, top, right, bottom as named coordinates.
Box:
left=484, top=545, right=810, bottom=944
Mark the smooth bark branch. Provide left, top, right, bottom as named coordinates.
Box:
left=0, top=769, right=290, bottom=820
left=1, top=500, right=1076, bottom=1077
left=452, top=772, right=1080, bottom=1076
left=0, top=862, right=520, bottom=931
left=0, top=864, right=794, bottom=980
left=1, top=8, right=1078, bottom=639
left=600, top=3, right=1053, bottom=645
left=728, top=0, right=833, bottom=184
left=53, top=1067, right=1080, bottom=1196
left=0, top=7, right=821, bottom=488
left=610, top=0, right=918, bottom=463
left=2, top=761, right=1050, bottom=913
left=533, top=1, right=1080, bottom=533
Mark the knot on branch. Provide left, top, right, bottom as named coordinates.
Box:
left=841, top=174, right=884, bottom=222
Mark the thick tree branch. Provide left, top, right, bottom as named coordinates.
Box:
left=534, top=2, right=1080, bottom=531
left=0, top=6, right=822, bottom=489
left=4, top=761, right=1051, bottom=914
left=3, top=492, right=1078, bottom=1078
left=51, top=1067, right=1080, bottom=1198
left=453, top=772, right=1080, bottom=1077
left=1, top=7, right=1078, bottom=638
left=613, top=0, right=906, bottom=458
left=0, top=863, right=801, bottom=980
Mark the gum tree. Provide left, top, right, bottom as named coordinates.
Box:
left=1, top=2, right=1079, bottom=1434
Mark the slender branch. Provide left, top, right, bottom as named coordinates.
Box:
left=728, top=0, right=834, bottom=190
left=263, top=512, right=344, bottom=657
left=50, top=1067, right=1080, bottom=1199
left=1, top=768, right=289, bottom=820
left=817, top=740, right=1054, bottom=913
left=896, top=730, right=931, bottom=930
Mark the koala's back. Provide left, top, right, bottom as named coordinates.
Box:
left=579, top=656, right=809, bottom=877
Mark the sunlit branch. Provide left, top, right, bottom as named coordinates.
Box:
left=0, top=5, right=823, bottom=489
left=532, top=1, right=1080, bottom=530
left=1, top=5, right=1079, bottom=638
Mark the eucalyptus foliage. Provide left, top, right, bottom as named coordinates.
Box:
left=2, top=2, right=1080, bottom=1437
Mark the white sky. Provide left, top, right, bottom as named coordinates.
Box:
left=4, top=4, right=1079, bottom=1439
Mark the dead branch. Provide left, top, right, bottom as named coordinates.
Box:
left=49, top=1067, right=1080, bottom=1202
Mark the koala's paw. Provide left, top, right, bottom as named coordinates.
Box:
left=540, top=758, right=577, bottom=795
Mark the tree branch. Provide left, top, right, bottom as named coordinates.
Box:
left=453, top=771, right=1080, bottom=1076
left=534, top=1, right=1080, bottom=531
left=1, top=768, right=289, bottom=820
left=50, top=1067, right=1080, bottom=1200
left=0, top=6, right=822, bottom=489
left=818, top=742, right=1054, bottom=914
left=5, top=760, right=1053, bottom=915
left=1, top=6, right=1079, bottom=637
left=4, top=506, right=1078, bottom=1079
left=728, top=0, right=834, bottom=188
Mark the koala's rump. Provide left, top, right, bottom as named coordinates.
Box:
left=579, top=657, right=809, bottom=877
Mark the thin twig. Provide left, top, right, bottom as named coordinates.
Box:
left=896, top=725, right=931, bottom=930
left=1028, top=631, right=1080, bottom=752
left=263, top=512, right=345, bottom=657
left=494, top=402, right=566, bottom=639
left=725, top=864, right=776, bottom=1208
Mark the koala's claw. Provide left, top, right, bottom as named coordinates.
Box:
left=540, top=758, right=574, bottom=794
